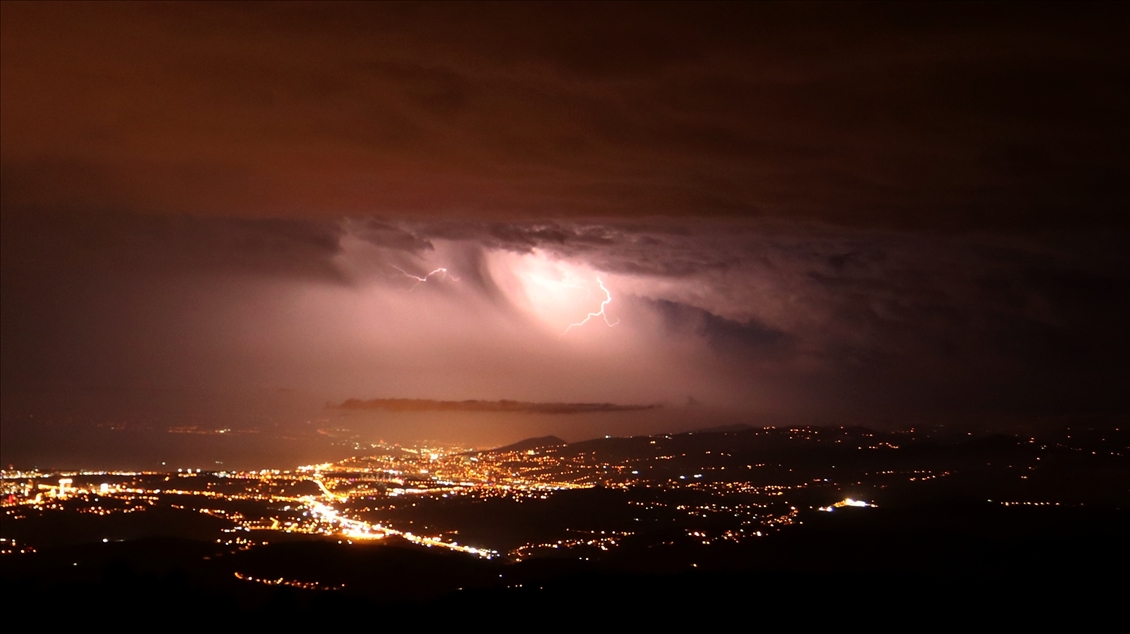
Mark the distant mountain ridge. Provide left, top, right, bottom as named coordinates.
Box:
left=479, top=436, right=568, bottom=454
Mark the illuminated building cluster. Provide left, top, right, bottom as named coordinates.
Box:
left=233, top=571, right=343, bottom=591
left=4, top=424, right=1115, bottom=565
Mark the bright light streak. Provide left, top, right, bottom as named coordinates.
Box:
left=562, top=277, right=619, bottom=336
left=391, top=266, right=460, bottom=289
left=487, top=249, right=626, bottom=336
left=313, top=478, right=346, bottom=501
left=299, top=495, right=497, bottom=558
left=818, top=498, right=877, bottom=511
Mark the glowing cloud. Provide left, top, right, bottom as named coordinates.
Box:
left=486, top=249, right=624, bottom=337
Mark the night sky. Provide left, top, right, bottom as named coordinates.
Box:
left=2, top=3, right=1127, bottom=464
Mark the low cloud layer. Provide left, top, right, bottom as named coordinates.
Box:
left=333, top=398, right=660, bottom=415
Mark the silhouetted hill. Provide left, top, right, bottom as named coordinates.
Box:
left=480, top=435, right=567, bottom=454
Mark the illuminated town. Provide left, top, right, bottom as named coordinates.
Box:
left=5, top=423, right=1124, bottom=586
left=1, top=420, right=1125, bottom=627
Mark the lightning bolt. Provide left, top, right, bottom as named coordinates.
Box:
left=562, top=277, right=619, bottom=336
left=391, top=266, right=460, bottom=289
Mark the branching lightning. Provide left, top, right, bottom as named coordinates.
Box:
left=391, top=266, right=460, bottom=289
left=562, top=277, right=619, bottom=336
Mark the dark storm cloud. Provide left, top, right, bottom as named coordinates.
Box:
left=3, top=205, right=1124, bottom=418
left=3, top=2, right=1127, bottom=230
left=2, top=3, right=1127, bottom=441
left=395, top=216, right=1128, bottom=412
left=0, top=211, right=347, bottom=282
left=347, top=218, right=434, bottom=253
left=654, top=301, right=794, bottom=359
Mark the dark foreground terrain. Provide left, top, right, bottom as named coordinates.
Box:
left=3, top=423, right=1126, bottom=623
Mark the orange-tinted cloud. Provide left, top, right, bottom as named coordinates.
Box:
left=3, top=3, right=1126, bottom=231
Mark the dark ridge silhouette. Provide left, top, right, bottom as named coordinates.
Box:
left=480, top=435, right=568, bottom=454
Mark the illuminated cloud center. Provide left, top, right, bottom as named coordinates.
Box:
left=488, top=249, right=620, bottom=335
